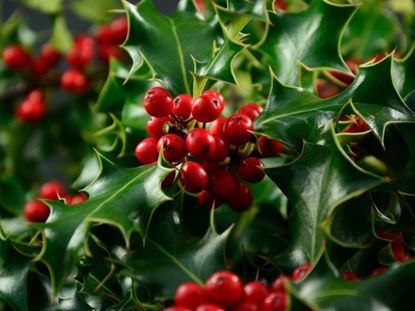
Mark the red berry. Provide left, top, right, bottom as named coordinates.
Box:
left=144, top=87, right=173, bottom=117
left=205, top=271, right=244, bottom=308
left=234, top=300, right=260, bottom=311
left=179, top=162, right=208, bottom=193
left=238, top=157, right=265, bottom=183
left=162, top=171, right=177, bottom=189
left=40, top=45, right=60, bottom=66
left=291, top=263, right=312, bottom=281
left=173, top=94, right=193, bottom=120
left=261, top=292, right=287, bottom=311
left=244, top=281, right=269, bottom=304
left=274, top=0, right=287, bottom=10
left=61, top=69, right=89, bottom=93
left=27, top=89, right=44, bottom=102
left=223, top=113, right=253, bottom=145
left=24, top=200, right=50, bottom=222
left=316, top=79, right=339, bottom=98
left=227, top=183, right=253, bottom=212
left=186, top=128, right=216, bottom=160
left=135, top=138, right=159, bottom=164
left=196, top=304, right=225, bottom=311
left=370, top=266, right=387, bottom=277
left=146, top=116, right=170, bottom=139
left=157, top=134, right=187, bottom=163
left=174, top=282, right=207, bottom=309
left=238, top=103, right=263, bottom=121
left=30, top=57, right=51, bottom=76
left=98, top=44, right=122, bottom=62
left=110, top=16, right=128, bottom=44
left=202, top=90, right=225, bottom=109
left=391, top=239, right=409, bottom=262
left=15, top=98, right=46, bottom=123
left=376, top=230, right=403, bottom=241
left=95, top=25, right=114, bottom=45
left=341, top=272, right=360, bottom=281
left=209, top=117, right=227, bottom=138
left=271, top=277, right=285, bottom=294
left=209, top=170, right=239, bottom=201
left=39, top=180, right=66, bottom=201
left=198, top=190, right=223, bottom=209
left=207, top=136, right=230, bottom=163
left=74, top=34, right=95, bottom=48
left=66, top=193, right=88, bottom=205
left=2, top=44, right=31, bottom=70
left=66, top=44, right=94, bottom=68
left=192, top=94, right=224, bottom=123
left=343, top=115, right=369, bottom=133
left=257, top=136, right=284, bottom=157
left=328, top=59, right=360, bottom=85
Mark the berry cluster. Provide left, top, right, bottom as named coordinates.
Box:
left=24, top=180, right=88, bottom=223
left=166, top=264, right=313, bottom=311
left=1, top=16, right=128, bottom=123
left=135, top=87, right=285, bottom=211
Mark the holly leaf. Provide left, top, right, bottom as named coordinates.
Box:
left=350, top=56, right=415, bottom=145
left=96, top=58, right=151, bottom=113
left=254, top=73, right=352, bottom=150
left=255, top=56, right=415, bottom=150
left=123, top=0, right=239, bottom=95
left=341, top=0, right=399, bottom=60
left=122, top=200, right=231, bottom=298
left=291, top=256, right=415, bottom=310
left=71, top=0, right=121, bottom=24
left=260, top=0, right=356, bottom=85
left=0, top=235, right=32, bottom=311
left=266, top=131, right=382, bottom=264
left=37, top=154, right=171, bottom=296
left=49, top=16, right=73, bottom=53
left=18, top=0, right=62, bottom=14
left=393, top=44, right=415, bottom=100
left=0, top=175, right=25, bottom=215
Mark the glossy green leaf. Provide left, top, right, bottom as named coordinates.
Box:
left=96, top=58, right=151, bottom=113
left=123, top=0, right=238, bottom=95
left=122, top=201, right=231, bottom=298
left=255, top=74, right=351, bottom=149
left=0, top=175, right=25, bottom=215
left=350, top=56, right=415, bottom=144
left=37, top=154, right=171, bottom=295
left=393, top=44, right=415, bottom=100
left=260, top=0, right=356, bottom=85
left=0, top=236, right=32, bottom=311
left=341, top=0, right=399, bottom=60
left=292, top=256, right=415, bottom=310
left=71, top=0, right=121, bottom=24
left=266, top=134, right=382, bottom=263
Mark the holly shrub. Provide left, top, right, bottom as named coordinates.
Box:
left=1, top=0, right=415, bottom=310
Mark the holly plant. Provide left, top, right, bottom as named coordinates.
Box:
left=1, top=0, right=415, bottom=310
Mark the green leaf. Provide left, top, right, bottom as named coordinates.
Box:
left=0, top=236, right=32, bottom=311
left=350, top=56, right=415, bottom=144
left=254, top=74, right=351, bottom=149
left=96, top=58, right=151, bottom=113
left=341, top=0, right=400, bottom=60
left=255, top=56, right=415, bottom=150
left=18, top=0, right=62, bottom=14
left=49, top=16, right=73, bottom=53
left=71, top=0, right=121, bottom=24
left=292, top=256, right=415, bottom=310
left=38, top=154, right=171, bottom=295
left=266, top=132, right=382, bottom=263
left=0, top=175, right=25, bottom=215
left=123, top=0, right=237, bottom=95
left=260, top=0, right=356, bottom=85
left=393, top=44, right=415, bottom=100
left=122, top=201, right=231, bottom=298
